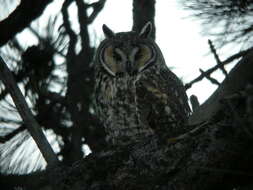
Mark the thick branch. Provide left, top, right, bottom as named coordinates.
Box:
left=0, top=0, right=53, bottom=47
left=0, top=56, right=59, bottom=166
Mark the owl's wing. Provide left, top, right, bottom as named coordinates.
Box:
left=159, top=66, right=191, bottom=119
left=136, top=65, right=191, bottom=141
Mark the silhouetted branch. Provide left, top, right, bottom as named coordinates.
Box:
left=199, top=68, right=220, bottom=86
left=185, top=47, right=253, bottom=90
left=0, top=125, right=25, bottom=143
left=28, top=27, right=66, bottom=58
left=0, top=0, right=53, bottom=47
left=86, top=0, right=106, bottom=24
left=208, top=39, right=227, bottom=76
left=75, top=0, right=90, bottom=52
left=62, top=0, right=77, bottom=60
left=188, top=49, right=253, bottom=125
left=0, top=56, right=59, bottom=166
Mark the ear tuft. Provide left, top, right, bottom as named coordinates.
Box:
left=102, top=24, right=115, bottom=38
left=139, top=22, right=153, bottom=38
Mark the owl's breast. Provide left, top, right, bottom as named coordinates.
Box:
left=95, top=74, right=154, bottom=146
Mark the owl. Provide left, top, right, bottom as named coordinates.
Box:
left=94, top=22, right=190, bottom=147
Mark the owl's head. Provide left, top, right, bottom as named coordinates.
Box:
left=95, top=22, right=162, bottom=77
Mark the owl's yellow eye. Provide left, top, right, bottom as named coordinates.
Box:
left=135, top=45, right=154, bottom=72
left=102, top=46, right=125, bottom=76
left=113, top=50, right=122, bottom=61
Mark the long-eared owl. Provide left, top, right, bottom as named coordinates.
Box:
left=94, top=22, right=190, bottom=146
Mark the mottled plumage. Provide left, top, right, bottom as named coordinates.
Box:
left=94, top=22, right=190, bottom=146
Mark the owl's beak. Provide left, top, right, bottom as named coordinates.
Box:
left=126, top=61, right=137, bottom=76
left=126, top=61, right=132, bottom=74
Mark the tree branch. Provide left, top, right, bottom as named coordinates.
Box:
left=86, top=0, right=106, bottom=24
left=0, top=56, right=59, bottom=166
left=62, top=0, right=77, bottom=61
left=199, top=68, right=220, bottom=86
left=0, top=0, right=53, bottom=47
left=185, top=47, right=253, bottom=90
left=0, top=125, right=25, bottom=143
left=188, top=49, right=253, bottom=125
left=208, top=39, right=228, bottom=76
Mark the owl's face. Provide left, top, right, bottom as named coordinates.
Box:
left=96, top=22, right=159, bottom=77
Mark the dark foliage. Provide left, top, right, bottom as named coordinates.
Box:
left=180, top=0, right=253, bottom=48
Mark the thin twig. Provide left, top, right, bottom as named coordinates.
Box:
left=199, top=68, right=220, bottom=86
left=0, top=125, right=26, bottom=143
left=28, top=27, right=66, bottom=58
left=0, top=56, right=59, bottom=166
left=208, top=39, right=228, bottom=76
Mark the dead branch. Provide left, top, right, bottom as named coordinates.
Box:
left=185, top=47, right=253, bottom=90
left=199, top=68, right=220, bottom=86
left=208, top=39, right=228, bottom=76
left=0, top=56, right=59, bottom=166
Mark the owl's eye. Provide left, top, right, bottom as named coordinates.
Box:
left=135, top=48, right=143, bottom=60
left=101, top=46, right=125, bottom=76
left=135, top=45, right=155, bottom=72
left=113, top=50, right=122, bottom=61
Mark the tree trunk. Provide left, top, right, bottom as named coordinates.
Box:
left=132, top=0, right=156, bottom=39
